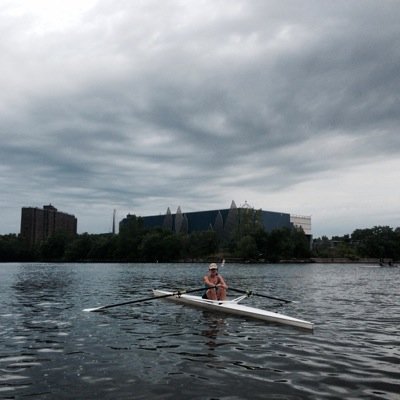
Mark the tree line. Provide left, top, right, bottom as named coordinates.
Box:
left=1, top=218, right=399, bottom=263
left=313, top=226, right=400, bottom=261
left=1, top=213, right=310, bottom=262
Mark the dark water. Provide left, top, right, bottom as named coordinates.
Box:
left=0, top=262, right=399, bottom=399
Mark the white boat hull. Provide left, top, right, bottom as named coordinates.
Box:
left=153, top=289, right=314, bottom=331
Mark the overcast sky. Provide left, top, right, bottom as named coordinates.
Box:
left=1, top=0, right=399, bottom=238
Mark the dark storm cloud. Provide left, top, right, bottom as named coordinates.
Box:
left=1, top=0, right=400, bottom=235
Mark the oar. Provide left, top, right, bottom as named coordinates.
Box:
left=83, top=287, right=209, bottom=312
left=229, top=287, right=294, bottom=304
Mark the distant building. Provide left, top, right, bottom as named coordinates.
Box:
left=290, top=214, right=312, bottom=235
left=120, top=201, right=312, bottom=242
left=20, top=204, right=77, bottom=247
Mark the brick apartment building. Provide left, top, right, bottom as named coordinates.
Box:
left=20, top=204, right=77, bottom=247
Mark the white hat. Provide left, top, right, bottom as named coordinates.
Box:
left=208, top=263, right=218, bottom=270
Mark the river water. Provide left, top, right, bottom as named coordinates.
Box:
left=0, top=262, right=399, bottom=399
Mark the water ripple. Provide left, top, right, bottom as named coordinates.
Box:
left=0, top=263, right=399, bottom=399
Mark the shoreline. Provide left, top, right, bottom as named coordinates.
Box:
left=0, top=258, right=397, bottom=265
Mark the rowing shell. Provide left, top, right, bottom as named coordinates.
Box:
left=153, top=289, right=314, bottom=331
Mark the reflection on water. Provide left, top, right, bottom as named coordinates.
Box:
left=200, top=313, right=227, bottom=350
left=0, top=262, right=399, bottom=399
left=13, top=263, right=74, bottom=294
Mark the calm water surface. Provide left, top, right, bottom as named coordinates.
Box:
left=0, top=262, right=399, bottom=399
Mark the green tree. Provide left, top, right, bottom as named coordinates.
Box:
left=119, top=214, right=144, bottom=237
left=116, top=214, right=145, bottom=260
left=252, top=228, right=269, bottom=259
left=236, top=235, right=258, bottom=259
left=0, top=234, right=33, bottom=261
left=266, top=228, right=293, bottom=262
left=352, top=226, right=400, bottom=259
left=139, top=230, right=182, bottom=262
left=223, top=200, right=238, bottom=242
left=312, top=236, right=333, bottom=258
left=237, top=207, right=263, bottom=239
left=87, top=235, right=117, bottom=260
left=188, top=231, right=218, bottom=258
left=39, top=232, right=71, bottom=261
left=290, top=227, right=311, bottom=258
left=64, top=233, right=93, bottom=261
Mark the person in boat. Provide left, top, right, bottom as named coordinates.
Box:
left=203, top=263, right=228, bottom=300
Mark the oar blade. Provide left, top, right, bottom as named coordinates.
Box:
left=83, top=307, right=97, bottom=312
left=83, top=306, right=106, bottom=312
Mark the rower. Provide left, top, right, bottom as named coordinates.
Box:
left=203, top=263, right=228, bottom=300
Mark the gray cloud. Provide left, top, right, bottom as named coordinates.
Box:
left=1, top=0, right=400, bottom=236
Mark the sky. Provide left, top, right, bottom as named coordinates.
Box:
left=1, top=0, right=400, bottom=238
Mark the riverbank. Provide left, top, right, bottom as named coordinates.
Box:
left=1, top=257, right=397, bottom=264
left=183, top=257, right=397, bottom=264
